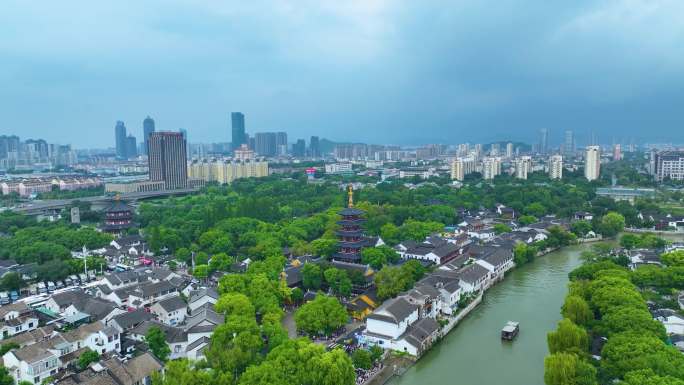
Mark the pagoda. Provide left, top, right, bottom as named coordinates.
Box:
left=333, top=185, right=366, bottom=263
left=101, top=195, right=134, bottom=235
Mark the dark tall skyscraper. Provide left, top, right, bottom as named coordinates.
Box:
left=276, top=132, right=287, bottom=156
left=255, top=132, right=277, bottom=156
left=115, top=121, right=127, bottom=158
left=309, top=136, right=320, bottom=158
left=125, top=135, right=137, bottom=158
left=148, top=131, right=188, bottom=190
left=143, top=116, right=155, bottom=155
left=293, top=139, right=306, bottom=157
left=231, top=112, right=246, bottom=150
left=0, top=135, right=20, bottom=159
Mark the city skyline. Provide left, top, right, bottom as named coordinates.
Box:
left=2, top=2, right=684, bottom=147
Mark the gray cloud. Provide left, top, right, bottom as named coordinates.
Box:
left=1, top=0, right=683, bottom=147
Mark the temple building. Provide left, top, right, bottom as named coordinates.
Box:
left=101, top=196, right=134, bottom=234
left=333, top=185, right=379, bottom=263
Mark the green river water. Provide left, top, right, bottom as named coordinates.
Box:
left=390, top=244, right=589, bottom=385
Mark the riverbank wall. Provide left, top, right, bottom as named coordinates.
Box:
left=441, top=292, right=483, bottom=335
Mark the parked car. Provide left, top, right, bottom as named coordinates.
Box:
left=65, top=277, right=73, bottom=287
left=37, top=282, right=47, bottom=294
left=56, top=280, right=64, bottom=289
left=9, top=291, right=19, bottom=302
left=0, top=292, right=9, bottom=305
left=47, top=281, right=56, bottom=292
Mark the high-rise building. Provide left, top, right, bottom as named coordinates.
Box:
left=652, top=150, right=684, bottom=182
left=451, top=157, right=476, bottom=181
left=255, top=132, right=277, bottom=156
left=539, top=128, right=549, bottom=154
left=506, top=143, right=514, bottom=158
left=490, top=143, right=500, bottom=156
left=474, top=144, right=483, bottom=160
left=0, top=135, right=20, bottom=159
left=293, top=139, right=306, bottom=157
left=188, top=159, right=268, bottom=184
left=482, top=157, right=501, bottom=180
left=276, top=132, right=288, bottom=156
left=143, top=116, right=155, bottom=155
left=564, top=130, right=575, bottom=156
left=115, top=121, right=127, bottom=159
left=148, top=131, right=188, bottom=189
left=231, top=112, right=246, bottom=150
left=457, top=143, right=469, bottom=157
left=125, top=135, right=137, bottom=158
left=584, top=146, right=601, bottom=181
left=309, top=136, right=320, bottom=158
left=549, top=155, right=563, bottom=179
left=613, top=144, right=622, bottom=161
left=515, top=156, right=532, bottom=179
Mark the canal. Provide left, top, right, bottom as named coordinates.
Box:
left=389, top=244, right=590, bottom=385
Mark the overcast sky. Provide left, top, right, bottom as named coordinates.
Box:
left=1, top=0, right=683, bottom=148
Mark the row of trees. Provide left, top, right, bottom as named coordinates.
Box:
left=544, top=244, right=684, bottom=384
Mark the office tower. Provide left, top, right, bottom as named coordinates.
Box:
left=276, top=132, right=288, bottom=156
left=148, top=131, right=188, bottom=189
left=255, top=132, right=277, bottom=156
left=653, top=150, right=684, bottom=182
left=613, top=144, right=622, bottom=161
left=584, top=146, right=601, bottom=181
left=125, top=135, right=137, bottom=158
left=115, top=121, right=127, bottom=158
left=564, top=130, right=575, bottom=156
left=482, top=157, right=501, bottom=180
left=143, top=116, right=155, bottom=155
left=539, top=128, right=549, bottom=154
left=231, top=112, right=246, bottom=150
left=293, top=139, right=306, bottom=157
left=451, top=157, right=475, bottom=181
left=506, top=143, right=513, bottom=158
left=309, top=136, right=320, bottom=158
left=515, top=156, right=532, bottom=180
left=549, top=155, right=563, bottom=179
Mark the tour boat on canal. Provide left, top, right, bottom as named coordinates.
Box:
left=501, top=321, right=520, bottom=341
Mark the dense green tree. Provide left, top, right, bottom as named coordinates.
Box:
left=570, top=220, right=593, bottom=237
left=518, top=215, right=537, bottom=226
left=294, top=295, right=348, bottom=336
left=324, top=268, right=352, bottom=297
left=597, top=212, right=625, bottom=237
left=0, top=366, right=15, bottom=385
left=352, top=349, right=373, bottom=370
left=146, top=326, right=171, bottom=362
left=151, top=359, right=214, bottom=385
left=302, top=263, right=322, bottom=290
left=493, top=223, right=512, bottom=234
left=215, top=293, right=254, bottom=317
left=192, top=264, right=209, bottom=280
left=361, top=246, right=400, bottom=269
left=0, top=342, right=19, bottom=356
left=544, top=352, right=597, bottom=385
left=601, top=333, right=684, bottom=380
left=622, top=370, right=684, bottom=385
left=599, top=306, right=667, bottom=340
left=78, top=349, right=100, bottom=369
left=239, top=338, right=354, bottom=385
left=661, top=250, right=684, bottom=267
left=208, top=314, right=264, bottom=378
left=561, top=295, right=593, bottom=326
left=0, top=272, right=25, bottom=291
left=310, top=238, right=338, bottom=258
left=547, top=318, right=589, bottom=354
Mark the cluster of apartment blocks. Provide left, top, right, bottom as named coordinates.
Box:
left=0, top=265, right=221, bottom=384
left=450, top=154, right=564, bottom=181
left=187, top=158, right=269, bottom=184
left=1, top=176, right=103, bottom=197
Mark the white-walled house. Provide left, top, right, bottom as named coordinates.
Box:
left=0, top=303, right=38, bottom=339
left=188, top=288, right=219, bottom=313
left=3, top=345, right=61, bottom=385
left=150, top=296, right=187, bottom=326
left=456, top=263, right=490, bottom=293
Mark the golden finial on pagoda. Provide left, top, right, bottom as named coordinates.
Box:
left=347, top=183, right=354, bottom=208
